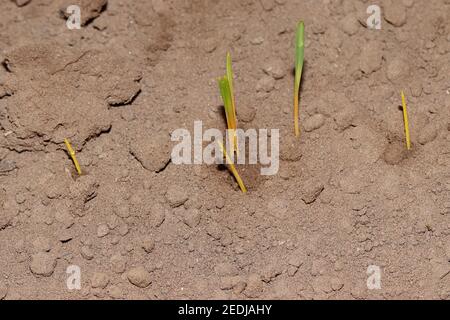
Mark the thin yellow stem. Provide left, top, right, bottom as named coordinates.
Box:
left=401, top=91, right=411, bottom=150
left=294, top=87, right=300, bottom=137
left=218, top=141, right=247, bottom=193
left=64, top=138, right=82, bottom=175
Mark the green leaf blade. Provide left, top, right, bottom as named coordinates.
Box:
left=226, top=53, right=234, bottom=99
left=226, top=52, right=237, bottom=124
left=218, top=76, right=234, bottom=129
left=295, top=21, right=305, bottom=90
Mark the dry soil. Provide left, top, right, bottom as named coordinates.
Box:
left=0, top=0, right=449, bottom=300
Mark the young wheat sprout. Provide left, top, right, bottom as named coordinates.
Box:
left=64, top=138, right=82, bottom=175
left=401, top=91, right=411, bottom=150
left=294, top=21, right=305, bottom=137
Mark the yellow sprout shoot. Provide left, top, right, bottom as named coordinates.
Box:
left=401, top=91, right=411, bottom=150
left=64, top=138, right=82, bottom=175
left=218, top=141, right=247, bottom=193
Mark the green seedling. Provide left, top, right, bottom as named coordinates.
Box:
left=217, top=53, right=246, bottom=192
left=294, top=21, right=305, bottom=137
left=218, top=53, right=238, bottom=152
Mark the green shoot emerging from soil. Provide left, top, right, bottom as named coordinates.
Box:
left=218, top=53, right=238, bottom=152
left=218, top=53, right=245, bottom=192
left=294, top=21, right=304, bottom=137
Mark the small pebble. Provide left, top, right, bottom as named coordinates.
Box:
left=280, top=135, right=302, bottom=161
left=150, top=203, right=166, bottom=227
left=331, top=277, right=344, bottom=291
left=111, top=254, right=127, bottom=274
left=81, top=246, right=94, bottom=260
left=14, top=0, right=31, bottom=7
left=238, top=105, right=256, bottom=123
left=263, top=58, right=286, bottom=79
left=304, top=114, right=325, bottom=132
left=386, top=58, right=409, bottom=82
left=341, top=14, right=359, bottom=35
left=301, top=182, right=324, bottom=204
left=384, top=0, right=407, bottom=27
left=32, top=237, right=52, bottom=253
left=97, top=224, right=109, bottom=238
left=15, top=193, right=26, bottom=204
left=288, top=252, right=304, bottom=268
left=55, top=209, right=74, bottom=229
left=183, top=208, right=201, bottom=228
left=30, top=252, right=57, bottom=277
left=58, top=230, right=73, bottom=243
left=206, top=223, right=222, bottom=240
left=383, top=142, right=407, bottom=165
left=165, top=185, right=189, bottom=208
left=127, top=266, right=152, bottom=288
left=287, top=265, right=298, bottom=277
left=107, top=215, right=119, bottom=230
left=251, top=36, right=264, bottom=45
left=152, top=0, right=170, bottom=15
left=256, top=75, right=275, bottom=93
left=118, top=223, right=129, bottom=236
left=215, top=197, right=225, bottom=209
left=312, top=276, right=333, bottom=294
left=110, top=236, right=121, bottom=245
left=203, top=38, right=217, bottom=53
left=260, top=0, right=275, bottom=11
left=141, top=237, right=155, bottom=253
left=418, top=123, right=437, bottom=145
left=334, top=107, right=355, bottom=131
left=0, top=159, right=16, bottom=174
left=114, top=205, right=130, bottom=218
left=91, top=272, right=110, bottom=289
left=108, top=285, right=123, bottom=299
left=359, top=41, right=383, bottom=74
left=215, top=262, right=239, bottom=277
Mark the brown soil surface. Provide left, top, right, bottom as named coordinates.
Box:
left=0, top=0, right=449, bottom=300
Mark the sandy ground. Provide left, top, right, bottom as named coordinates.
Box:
left=0, top=0, right=449, bottom=300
